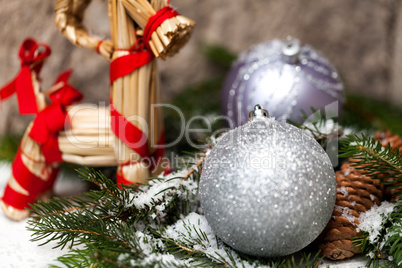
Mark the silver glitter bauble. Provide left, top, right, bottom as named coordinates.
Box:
left=200, top=105, right=336, bottom=257
left=221, top=37, right=344, bottom=127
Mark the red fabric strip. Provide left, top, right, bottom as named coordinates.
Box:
left=0, top=79, right=17, bottom=101
left=109, top=44, right=154, bottom=161
left=41, top=134, right=64, bottom=163
left=143, top=7, right=179, bottom=52
left=29, top=105, right=66, bottom=163
left=110, top=104, right=149, bottom=158
left=29, top=70, right=83, bottom=164
left=114, top=131, right=167, bottom=184
left=96, top=40, right=103, bottom=54
left=0, top=38, right=51, bottom=114
left=116, top=167, right=140, bottom=189
left=1, top=184, right=33, bottom=210
left=39, top=168, right=59, bottom=194
left=109, top=50, right=154, bottom=85
left=48, top=69, right=82, bottom=106
left=2, top=155, right=59, bottom=210
left=12, top=151, right=46, bottom=200
left=108, top=13, right=173, bottom=178
left=16, top=66, right=39, bottom=114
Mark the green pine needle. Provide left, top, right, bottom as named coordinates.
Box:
left=339, top=134, right=402, bottom=266
left=28, top=163, right=325, bottom=268
left=339, top=134, right=402, bottom=188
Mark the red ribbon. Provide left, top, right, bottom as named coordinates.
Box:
left=110, top=50, right=154, bottom=85
left=0, top=38, right=51, bottom=114
left=110, top=104, right=149, bottom=159
left=108, top=6, right=178, bottom=178
left=96, top=40, right=104, bottom=54
left=116, top=166, right=140, bottom=189
left=1, top=150, right=59, bottom=210
left=110, top=54, right=166, bottom=170
left=2, top=184, right=32, bottom=210
left=115, top=130, right=166, bottom=189
left=29, top=70, right=83, bottom=163
left=110, top=103, right=166, bottom=166
left=109, top=36, right=154, bottom=163
left=143, top=6, right=179, bottom=52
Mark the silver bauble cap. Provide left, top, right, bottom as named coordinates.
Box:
left=281, top=36, right=301, bottom=64
left=249, top=104, right=269, bottom=119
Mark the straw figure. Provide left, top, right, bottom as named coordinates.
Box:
left=0, top=0, right=194, bottom=221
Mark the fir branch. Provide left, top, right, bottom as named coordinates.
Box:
left=340, top=135, right=402, bottom=265
left=49, top=249, right=93, bottom=268
left=353, top=202, right=402, bottom=267
left=28, top=168, right=148, bottom=249
left=30, top=196, right=101, bottom=219
left=93, top=252, right=132, bottom=268
left=153, top=213, right=323, bottom=268
left=340, top=134, right=402, bottom=185
left=289, top=109, right=343, bottom=150
left=29, top=159, right=323, bottom=268
left=182, top=156, right=204, bottom=181
left=48, top=227, right=137, bottom=252
left=28, top=161, right=204, bottom=266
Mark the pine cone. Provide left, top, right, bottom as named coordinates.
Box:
left=375, top=130, right=402, bottom=153
left=318, top=162, right=383, bottom=260
left=374, top=131, right=402, bottom=201
left=318, top=130, right=402, bottom=260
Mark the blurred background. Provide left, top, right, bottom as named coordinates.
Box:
left=0, top=0, right=402, bottom=140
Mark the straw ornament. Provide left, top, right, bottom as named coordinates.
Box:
left=122, top=0, right=195, bottom=59
left=0, top=0, right=195, bottom=221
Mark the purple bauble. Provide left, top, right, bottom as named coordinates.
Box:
left=222, top=38, right=344, bottom=127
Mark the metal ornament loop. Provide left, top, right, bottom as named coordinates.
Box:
left=281, top=36, right=301, bottom=64
left=249, top=104, right=270, bottom=119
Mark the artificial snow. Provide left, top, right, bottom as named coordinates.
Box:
left=164, top=212, right=215, bottom=246
left=163, top=212, right=271, bottom=268
left=136, top=231, right=160, bottom=255
left=357, top=201, right=398, bottom=245
left=129, top=253, right=192, bottom=268
left=117, top=231, right=192, bottom=268
left=128, top=167, right=199, bottom=211
left=338, top=186, right=348, bottom=197
left=334, top=205, right=358, bottom=226
left=303, top=119, right=337, bottom=136
left=0, top=159, right=371, bottom=267
left=0, top=163, right=88, bottom=267
left=302, top=118, right=372, bottom=149
left=320, top=255, right=367, bottom=268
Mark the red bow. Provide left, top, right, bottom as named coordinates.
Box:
left=29, top=70, right=83, bottom=163
left=0, top=38, right=51, bottom=114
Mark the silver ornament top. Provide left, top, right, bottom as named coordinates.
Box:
left=249, top=104, right=269, bottom=119
left=224, top=38, right=344, bottom=126
left=281, top=36, right=301, bottom=64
